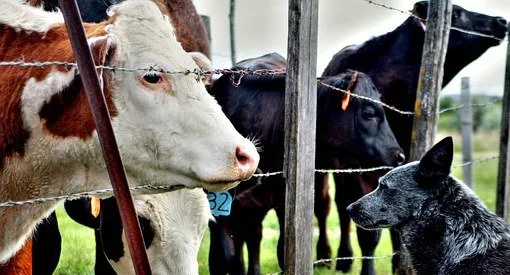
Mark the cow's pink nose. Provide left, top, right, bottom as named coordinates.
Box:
left=235, top=145, right=259, bottom=180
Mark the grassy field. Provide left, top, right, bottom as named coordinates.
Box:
left=53, top=131, right=501, bottom=275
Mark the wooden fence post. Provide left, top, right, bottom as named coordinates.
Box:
left=229, top=0, right=236, bottom=65
left=283, top=0, right=318, bottom=274
left=496, top=23, right=510, bottom=221
left=460, top=77, right=473, bottom=188
left=201, top=15, right=211, bottom=42
left=398, top=0, right=452, bottom=274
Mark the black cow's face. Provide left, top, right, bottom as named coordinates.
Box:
left=317, top=71, right=405, bottom=168
left=412, top=1, right=507, bottom=78
left=413, top=1, right=507, bottom=42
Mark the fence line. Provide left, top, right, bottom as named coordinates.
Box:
left=438, top=98, right=504, bottom=114
left=0, top=60, right=503, bottom=118
left=264, top=252, right=400, bottom=275
left=361, top=0, right=508, bottom=43
left=0, top=156, right=498, bottom=208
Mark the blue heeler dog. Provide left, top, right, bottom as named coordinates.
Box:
left=347, top=137, right=510, bottom=275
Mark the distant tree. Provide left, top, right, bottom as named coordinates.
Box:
left=439, top=96, right=456, bottom=110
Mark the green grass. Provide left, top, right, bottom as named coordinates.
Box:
left=54, top=131, right=501, bottom=274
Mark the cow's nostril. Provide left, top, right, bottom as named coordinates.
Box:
left=236, top=146, right=252, bottom=167
left=235, top=145, right=259, bottom=179
left=396, top=152, right=406, bottom=165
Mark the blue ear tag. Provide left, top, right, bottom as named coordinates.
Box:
left=207, top=191, right=233, bottom=216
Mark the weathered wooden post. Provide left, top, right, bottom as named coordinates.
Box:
left=283, top=0, right=318, bottom=274
left=229, top=0, right=236, bottom=65
left=496, top=23, right=510, bottom=221
left=460, top=77, right=473, bottom=188
left=397, top=0, right=452, bottom=274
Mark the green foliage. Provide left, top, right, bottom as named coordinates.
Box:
left=437, top=94, right=502, bottom=133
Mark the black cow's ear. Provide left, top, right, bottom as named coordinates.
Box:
left=413, top=137, right=453, bottom=187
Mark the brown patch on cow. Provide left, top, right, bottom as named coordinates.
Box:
left=0, top=21, right=115, bottom=166
left=155, top=0, right=211, bottom=58
left=26, top=0, right=42, bottom=6
left=0, top=238, right=33, bottom=275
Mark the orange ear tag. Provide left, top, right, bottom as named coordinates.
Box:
left=342, top=91, right=351, bottom=111
left=91, top=196, right=101, bottom=218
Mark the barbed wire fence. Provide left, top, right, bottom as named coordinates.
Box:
left=0, top=1, right=507, bottom=273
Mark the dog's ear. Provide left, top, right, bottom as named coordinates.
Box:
left=414, top=137, right=454, bottom=187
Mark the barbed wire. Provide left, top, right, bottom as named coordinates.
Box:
left=0, top=184, right=183, bottom=208
left=438, top=99, right=503, bottom=114
left=0, top=60, right=502, bottom=118
left=317, top=80, right=415, bottom=116
left=452, top=156, right=499, bottom=168
left=0, top=156, right=497, bottom=208
left=361, top=0, right=508, bottom=43
left=263, top=252, right=400, bottom=275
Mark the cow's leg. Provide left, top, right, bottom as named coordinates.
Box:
left=33, top=212, right=61, bottom=275
left=334, top=173, right=354, bottom=272
left=275, top=205, right=285, bottom=271
left=245, top=223, right=263, bottom=275
left=357, top=226, right=380, bottom=275
left=208, top=219, right=234, bottom=275
left=231, top=175, right=286, bottom=274
left=230, top=233, right=246, bottom=275
left=314, top=173, right=331, bottom=267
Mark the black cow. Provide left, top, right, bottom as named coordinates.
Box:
left=322, top=1, right=508, bottom=274
left=208, top=52, right=404, bottom=275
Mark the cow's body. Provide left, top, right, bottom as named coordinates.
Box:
left=208, top=53, right=404, bottom=275
left=0, top=0, right=258, bottom=265
left=322, top=2, right=507, bottom=274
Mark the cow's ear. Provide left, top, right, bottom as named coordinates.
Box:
left=414, top=137, right=454, bottom=187
left=412, top=1, right=428, bottom=20
left=89, top=36, right=117, bottom=79
left=189, top=51, right=213, bottom=85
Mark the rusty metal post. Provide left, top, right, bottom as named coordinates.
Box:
left=57, top=1, right=152, bottom=274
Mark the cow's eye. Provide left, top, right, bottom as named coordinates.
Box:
left=362, top=106, right=376, bottom=119
left=143, top=72, right=162, bottom=84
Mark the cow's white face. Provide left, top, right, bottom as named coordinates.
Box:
left=102, top=0, right=259, bottom=191
left=107, top=189, right=211, bottom=275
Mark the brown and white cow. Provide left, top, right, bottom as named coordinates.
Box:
left=0, top=0, right=259, bottom=264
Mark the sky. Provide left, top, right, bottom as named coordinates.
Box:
left=192, top=0, right=509, bottom=96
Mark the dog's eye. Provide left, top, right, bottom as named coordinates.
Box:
left=379, top=184, right=388, bottom=190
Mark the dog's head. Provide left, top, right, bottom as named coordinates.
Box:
left=347, top=137, right=454, bottom=230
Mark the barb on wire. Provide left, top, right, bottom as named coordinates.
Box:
left=317, top=79, right=415, bottom=116
left=0, top=184, right=184, bottom=208
left=438, top=99, right=503, bottom=114
left=361, top=0, right=508, bottom=43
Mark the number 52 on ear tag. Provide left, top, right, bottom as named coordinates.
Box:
left=207, top=191, right=233, bottom=217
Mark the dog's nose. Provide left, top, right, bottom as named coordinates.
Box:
left=346, top=203, right=357, bottom=218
